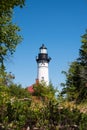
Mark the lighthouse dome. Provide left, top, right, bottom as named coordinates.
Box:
left=39, top=44, right=47, bottom=49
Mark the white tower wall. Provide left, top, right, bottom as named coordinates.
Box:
left=37, top=63, right=49, bottom=85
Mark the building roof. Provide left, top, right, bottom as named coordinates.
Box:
left=27, top=79, right=39, bottom=94
left=27, top=85, right=34, bottom=93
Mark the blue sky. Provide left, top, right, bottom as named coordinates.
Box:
left=7, top=0, right=87, bottom=89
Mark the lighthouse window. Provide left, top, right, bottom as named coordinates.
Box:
left=41, top=63, right=45, bottom=65
left=42, top=77, right=44, bottom=80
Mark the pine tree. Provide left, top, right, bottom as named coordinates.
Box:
left=61, top=30, right=87, bottom=103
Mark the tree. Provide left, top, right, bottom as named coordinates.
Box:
left=33, top=82, right=56, bottom=101
left=0, top=0, right=25, bottom=89
left=0, top=0, right=25, bottom=13
left=78, top=31, right=87, bottom=83
left=0, top=84, right=32, bottom=130
left=0, top=0, right=25, bottom=67
left=0, top=13, right=22, bottom=66
left=61, top=30, right=87, bottom=103
left=77, top=31, right=87, bottom=102
left=9, top=83, right=31, bottom=98
left=79, top=31, right=87, bottom=65
left=61, top=61, right=82, bottom=102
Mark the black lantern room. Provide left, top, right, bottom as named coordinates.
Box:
left=36, top=44, right=51, bottom=63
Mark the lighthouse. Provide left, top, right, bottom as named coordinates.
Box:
left=36, top=44, right=51, bottom=85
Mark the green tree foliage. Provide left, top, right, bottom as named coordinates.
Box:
left=0, top=0, right=25, bottom=13
left=0, top=84, right=87, bottom=129
left=9, top=84, right=31, bottom=98
left=61, top=31, right=87, bottom=103
left=30, top=100, right=87, bottom=130
left=78, top=32, right=87, bottom=83
left=33, top=82, right=56, bottom=101
left=0, top=0, right=25, bottom=67
left=79, top=32, right=87, bottom=65
left=0, top=85, right=31, bottom=130
left=0, top=13, right=22, bottom=66
left=61, top=61, right=82, bottom=101
left=0, top=71, right=15, bottom=86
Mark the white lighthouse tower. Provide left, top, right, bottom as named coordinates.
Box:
left=36, top=44, right=51, bottom=85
